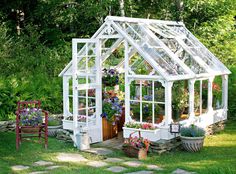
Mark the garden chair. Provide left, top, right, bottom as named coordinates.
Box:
left=16, top=100, right=48, bottom=150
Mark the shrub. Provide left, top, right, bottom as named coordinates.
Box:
left=180, top=124, right=205, bottom=137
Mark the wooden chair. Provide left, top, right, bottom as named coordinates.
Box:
left=16, top=100, right=48, bottom=150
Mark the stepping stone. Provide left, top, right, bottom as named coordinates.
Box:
left=29, top=172, right=48, bottom=174
left=46, top=165, right=62, bottom=170
left=106, top=166, right=127, bottom=173
left=125, top=171, right=154, bottom=174
left=172, top=168, right=197, bottom=174
left=123, top=161, right=143, bottom=167
left=57, top=153, right=88, bottom=163
left=87, top=161, right=108, bottom=168
left=84, top=148, right=113, bottom=155
left=104, top=158, right=124, bottom=163
left=34, top=160, right=54, bottom=166
left=11, top=165, right=29, bottom=171
left=146, top=165, right=163, bottom=170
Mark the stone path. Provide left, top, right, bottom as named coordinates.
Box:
left=10, top=151, right=197, bottom=174
left=57, top=152, right=88, bottom=162
left=104, top=157, right=124, bottom=163
left=106, top=166, right=127, bottom=173
left=34, top=160, right=54, bottom=166
left=172, top=168, right=197, bottom=174
left=146, top=164, right=163, bottom=171
left=126, top=171, right=154, bottom=174
left=83, top=147, right=113, bottom=155
left=87, top=161, right=109, bottom=168
left=11, top=165, right=29, bottom=171
left=123, top=161, right=143, bottom=167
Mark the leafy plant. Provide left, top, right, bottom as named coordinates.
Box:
left=102, top=68, right=119, bottom=87
left=180, top=124, right=205, bottom=137
left=123, top=136, right=150, bottom=150
left=101, top=92, right=123, bottom=123
left=48, top=117, right=61, bottom=126
left=124, top=122, right=156, bottom=130
left=19, top=108, right=43, bottom=127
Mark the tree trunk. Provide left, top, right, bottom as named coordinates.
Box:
left=175, top=0, right=184, bottom=21
left=119, top=0, right=125, bottom=17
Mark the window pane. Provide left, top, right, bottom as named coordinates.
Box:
left=130, top=102, right=140, bottom=122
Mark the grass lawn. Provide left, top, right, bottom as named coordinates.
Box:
left=0, top=121, right=236, bottom=174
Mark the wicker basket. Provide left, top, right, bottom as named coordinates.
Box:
left=122, top=131, right=148, bottom=160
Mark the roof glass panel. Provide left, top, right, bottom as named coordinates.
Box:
left=114, top=21, right=190, bottom=77
left=167, top=25, right=229, bottom=74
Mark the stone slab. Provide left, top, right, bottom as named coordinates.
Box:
left=172, top=168, right=197, bottom=174
left=125, top=170, right=154, bottom=174
left=45, top=165, right=62, bottom=170
left=87, top=161, right=108, bottom=167
left=84, top=148, right=113, bottom=155
left=123, top=161, right=143, bottom=167
left=29, top=172, right=48, bottom=174
left=106, top=166, right=127, bottom=173
left=104, top=158, right=124, bottom=163
left=34, top=161, right=54, bottom=166
left=146, top=165, right=163, bottom=170
left=11, top=165, right=29, bottom=171
left=57, top=153, right=88, bottom=163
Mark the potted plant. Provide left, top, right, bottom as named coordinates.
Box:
left=101, top=92, right=123, bottom=140
left=122, top=131, right=150, bottom=160
left=48, top=116, right=62, bottom=137
left=102, top=68, right=119, bottom=87
left=19, top=108, right=43, bottom=133
left=180, top=124, right=205, bottom=152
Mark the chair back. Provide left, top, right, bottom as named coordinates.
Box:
left=17, top=100, right=41, bottom=112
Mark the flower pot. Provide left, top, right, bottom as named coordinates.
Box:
left=102, top=118, right=118, bottom=141
left=180, top=136, right=205, bottom=152
left=48, top=125, right=62, bottom=137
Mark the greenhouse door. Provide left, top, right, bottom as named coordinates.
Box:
left=72, top=39, right=102, bottom=144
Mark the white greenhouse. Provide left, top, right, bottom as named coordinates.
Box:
left=59, top=16, right=230, bottom=147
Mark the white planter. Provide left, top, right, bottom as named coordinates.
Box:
left=48, top=125, right=62, bottom=137
left=180, top=136, right=205, bottom=152
left=123, top=127, right=161, bottom=142
left=63, top=120, right=73, bottom=130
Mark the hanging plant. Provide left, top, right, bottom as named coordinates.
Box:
left=102, top=68, right=119, bottom=87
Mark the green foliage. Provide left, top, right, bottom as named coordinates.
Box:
left=0, top=0, right=235, bottom=121
left=180, top=124, right=205, bottom=137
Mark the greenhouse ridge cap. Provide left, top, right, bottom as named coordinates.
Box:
left=105, top=16, right=184, bottom=26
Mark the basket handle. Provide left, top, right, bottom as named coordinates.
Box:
left=129, top=130, right=141, bottom=140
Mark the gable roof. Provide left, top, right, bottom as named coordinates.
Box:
left=59, top=16, right=230, bottom=80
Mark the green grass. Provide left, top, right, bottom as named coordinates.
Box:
left=0, top=121, right=236, bottom=174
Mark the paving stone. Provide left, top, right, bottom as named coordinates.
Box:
left=29, top=172, right=48, bottom=174
left=172, top=168, right=197, bottom=174
left=34, top=160, right=54, bottom=166
left=45, top=165, right=62, bottom=170
left=125, top=170, right=154, bottom=174
left=146, top=164, right=163, bottom=170
left=29, top=171, right=48, bottom=174
left=87, top=161, right=108, bottom=168
left=122, top=161, right=143, bottom=167
left=104, top=158, right=124, bottom=163
left=106, top=166, right=127, bottom=173
left=57, top=153, right=88, bottom=163
left=11, top=165, right=29, bottom=171
left=84, top=147, right=113, bottom=155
